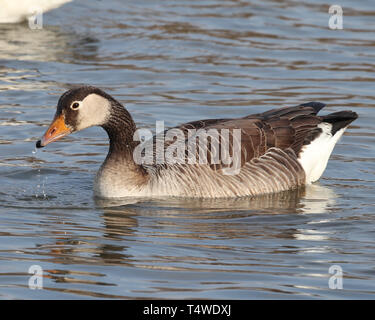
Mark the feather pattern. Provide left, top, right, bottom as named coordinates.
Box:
left=103, top=102, right=355, bottom=198
left=38, top=86, right=358, bottom=199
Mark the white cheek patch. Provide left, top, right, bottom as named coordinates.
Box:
left=75, top=94, right=111, bottom=131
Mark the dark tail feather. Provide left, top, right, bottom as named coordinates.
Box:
left=299, top=102, right=326, bottom=114
left=256, top=101, right=326, bottom=120
left=321, top=111, right=358, bottom=135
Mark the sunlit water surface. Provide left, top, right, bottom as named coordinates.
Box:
left=0, top=0, right=374, bottom=299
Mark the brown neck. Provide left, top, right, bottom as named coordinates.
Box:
left=102, top=103, right=137, bottom=156
left=101, top=102, right=147, bottom=178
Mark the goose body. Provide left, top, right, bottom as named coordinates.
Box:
left=0, top=0, right=72, bottom=23
left=36, top=86, right=358, bottom=199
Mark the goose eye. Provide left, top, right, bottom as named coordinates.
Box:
left=70, top=101, right=81, bottom=110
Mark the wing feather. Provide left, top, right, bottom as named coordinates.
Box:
left=142, top=103, right=327, bottom=171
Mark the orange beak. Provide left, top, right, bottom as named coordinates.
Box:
left=36, top=114, right=71, bottom=148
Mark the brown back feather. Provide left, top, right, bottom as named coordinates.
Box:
left=147, top=102, right=326, bottom=171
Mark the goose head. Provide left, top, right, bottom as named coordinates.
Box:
left=36, top=86, right=133, bottom=148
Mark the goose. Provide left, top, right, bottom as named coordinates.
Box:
left=36, top=86, right=358, bottom=198
left=0, top=0, right=72, bottom=23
